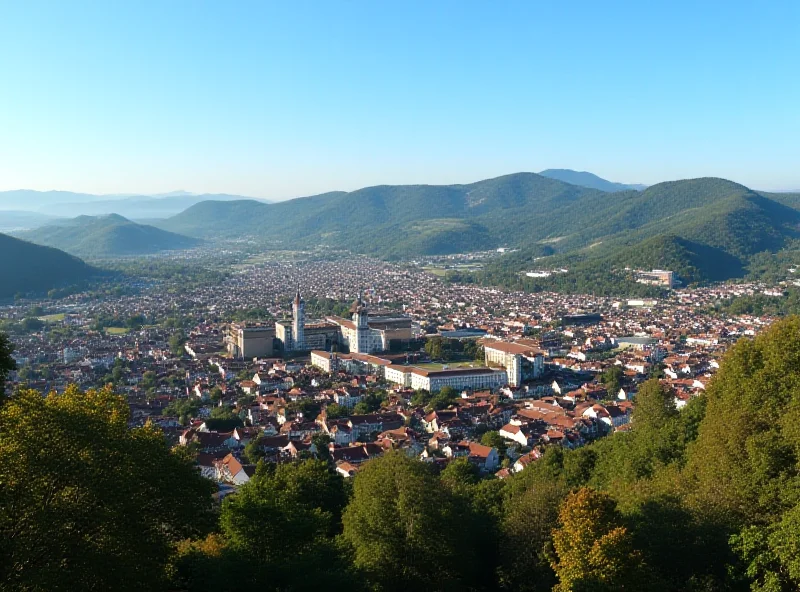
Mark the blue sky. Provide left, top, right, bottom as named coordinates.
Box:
left=0, top=0, right=798, bottom=198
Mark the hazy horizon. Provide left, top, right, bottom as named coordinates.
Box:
left=1, top=1, right=798, bottom=198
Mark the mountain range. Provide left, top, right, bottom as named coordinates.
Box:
left=15, top=214, right=201, bottom=258
left=150, top=173, right=800, bottom=283
left=0, top=233, right=96, bottom=298
left=0, top=190, right=269, bottom=220
left=7, top=170, right=800, bottom=291
left=538, top=169, right=647, bottom=192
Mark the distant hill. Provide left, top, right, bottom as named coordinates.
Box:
left=482, top=177, right=800, bottom=287
left=0, top=233, right=96, bottom=298
left=16, top=214, right=201, bottom=258
left=153, top=172, right=800, bottom=286
left=0, top=211, right=63, bottom=232
left=0, top=190, right=269, bottom=219
left=156, top=173, right=598, bottom=257
left=538, top=169, right=647, bottom=192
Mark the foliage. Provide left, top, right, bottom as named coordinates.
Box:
left=0, top=385, right=214, bottom=591
left=716, top=288, right=800, bottom=317
left=15, top=213, right=200, bottom=258
left=480, top=430, right=507, bottom=458
left=204, top=406, right=243, bottom=431
left=0, top=232, right=96, bottom=298
left=551, top=487, right=644, bottom=592
left=600, top=365, right=624, bottom=397
left=164, top=397, right=202, bottom=425
left=0, top=332, right=15, bottom=396
left=172, top=459, right=352, bottom=591
left=341, top=451, right=481, bottom=590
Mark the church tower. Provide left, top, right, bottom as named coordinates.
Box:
left=292, top=289, right=305, bottom=350
left=352, top=291, right=369, bottom=329
left=350, top=291, right=370, bottom=353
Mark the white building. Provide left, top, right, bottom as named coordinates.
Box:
left=291, top=289, right=305, bottom=350
left=384, top=365, right=507, bottom=392
left=483, top=341, right=544, bottom=387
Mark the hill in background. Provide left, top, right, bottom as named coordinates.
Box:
left=538, top=168, right=647, bottom=192
left=0, top=211, right=63, bottom=232
left=154, top=173, right=800, bottom=284
left=0, top=190, right=270, bottom=219
left=0, top=233, right=96, bottom=298
left=16, top=214, right=201, bottom=258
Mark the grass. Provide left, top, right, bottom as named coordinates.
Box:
left=423, top=267, right=448, bottom=277
left=38, top=313, right=65, bottom=322
left=105, top=326, right=129, bottom=335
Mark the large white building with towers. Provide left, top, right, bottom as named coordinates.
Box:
left=275, top=290, right=413, bottom=354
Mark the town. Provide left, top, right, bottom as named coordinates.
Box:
left=0, top=253, right=785, bottom=488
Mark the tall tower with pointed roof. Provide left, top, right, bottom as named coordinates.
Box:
left=292, top=289, right=305, bottom=350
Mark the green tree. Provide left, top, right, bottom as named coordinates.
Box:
left=0, top=385, right=214, bottom=591
left=684, top=317, right=800, bottom=526
left=480, top=430, right=507, bottom=459
left=499, top=481, right=567, bottom=591
left=172, top=460, right=351, bottom=590
left=429, top=385, right=459, bottom=410
left=342, top=451, right=479, bottom=591
left=205, top=406, right=243, bottom=431
left=0, top=332, right=16, bottom=396
left=141, top=370, right=157, bottom=390
left=601, top=365, right=624, bottom=398
left=169, top=331, right=187, bottom=356
left=731, top=504, right=800, bottom=592
left=425, top=336, right=444, bottom=360
left=325, top=403, right=348, bottom=419
left=20, top=317, right=45, bottom=333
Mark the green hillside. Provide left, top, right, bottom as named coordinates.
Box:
left=0, top=233, right=96, bottom=298
left=479, top=178, right=800, bottom=289
left=17, top=214, right=201, bottom=258
left=157, top=172, right=602, bottom=245
left=156, top=173, right=800, bottom=287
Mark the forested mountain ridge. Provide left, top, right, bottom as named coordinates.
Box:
left=0, top=233, right=96, bottom=298
left=16, top=213, right=201, bottom=258
left=157, top=173, right=800, bottom=284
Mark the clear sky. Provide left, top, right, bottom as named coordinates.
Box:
left=1, top=0, right=798, bottom=198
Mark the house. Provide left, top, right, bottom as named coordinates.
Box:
left=214, top=453, right=256, bottom=485
left=464, top=441, right=500, bottom=473
left=513, top=449, right=542, bottom=473
left=336, top=461, right=360, bottom=478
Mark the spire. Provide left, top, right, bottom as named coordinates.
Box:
left=294, top=288, right=302, bottom=306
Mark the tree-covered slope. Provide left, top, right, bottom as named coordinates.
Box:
left=0, top=233, right=96, bottom=298
left=157, top=172, right=600, bottom=243
left=160, top=174, right=800, bottom=284
left=17, top=214, right=200, bottom=258
left=483, top=178, right=800, bottom=288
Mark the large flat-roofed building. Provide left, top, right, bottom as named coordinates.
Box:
left=635, top=269, right=675, bottom=288
left=483, top=340, right=545, bottom=387
left=384, top=365, right=507, bottom=392
left=310, top=350, right=392, bottom=376
left=227, top=324, right=276, bottom=359
left=276, top=320, right=339, bottom=352
left=326, top=294, right=412, bottom=354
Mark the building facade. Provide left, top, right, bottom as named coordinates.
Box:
left=226, top=324, right=276, bottom=359
left=277, top=291, right=412, bottom=354
left=483, top=341, right=545, bottom=387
